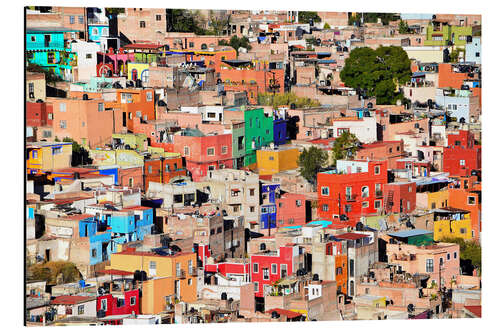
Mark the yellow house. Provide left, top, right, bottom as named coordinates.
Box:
left=127, top=62, right=150, bottom=82
left=26, top=142, right=72, bottom=174
left=141, top=276, right=175, bottom=315
left=106, top=248, right=198, bottom=303
left=417, top=189, right=449, bottom=210
left=256, top=146, right=300, bottom=176
left=433, top=208, right=472, bottom=241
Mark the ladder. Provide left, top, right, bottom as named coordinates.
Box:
left=385, top=190, right=394, bottom=212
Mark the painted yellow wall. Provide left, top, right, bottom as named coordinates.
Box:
left=90, top=149, right=144, bottom=167
left=256, top=148, right=300, bottom=175
left=127, top=63, right=150, bottom=81
left=141, top=276, right=175, bottom=314
left=39, top=145, right=72, bottom=171
left=434, top=214, right=472, bottom=241
left=427, top=190, right=449, bottom=210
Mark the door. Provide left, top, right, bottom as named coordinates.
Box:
left=45, top=249, right=50, bottom=261
left=132, top=69, right=138, bottom=81
left=44, top=34, right=50, bottom=47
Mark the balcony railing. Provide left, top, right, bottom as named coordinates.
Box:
left=27, top=41, right=65, bottom=50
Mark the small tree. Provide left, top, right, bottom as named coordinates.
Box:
left=297, top=146, right=328, bottom=186
left=298, top=11, right=321, bottom=24
left=323, top=22, right=331, bottom=30
left=398, top=20, right=409, bottom=34
left=331, top=132, right=360, bottom=167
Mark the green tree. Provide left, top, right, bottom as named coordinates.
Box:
left=298, top=11, right=321, bottom=24
left=208, top=10, right=231, bottom=36
left=105, top=8, right=125, bottom=16
left=169, top=9, right=208, bottom=35
left=440, top=237, right=481, bottom=272
left=224, top=35, right=252, bottom=55
left=340, top=46, right=412, bottom=104
left=449, top=48, right=465, bottom=63
left=257, top=92, right=320, bottom=109
left=298, top=146, right=328, bottom=186
left=26, top=63, right=61, bottom=84
left=323, top=23, right=331, bottom=29
left=62, top=137, right=93, bottom=166
left=331, top=132, right=361, bottom=167
left=348, top=12, right=398, bottom=26
left=398, top=20, right=409, bottom=34
left=29, top=261, right=81, bottom=285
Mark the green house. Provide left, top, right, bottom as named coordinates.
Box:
left=424, top=22, right=472, bottom=46
left=231, top=121, right=246, bottom=169
left=244, top=108, right=274, bottom=166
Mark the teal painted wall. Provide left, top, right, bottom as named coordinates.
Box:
left=244, top=108, right=274, bottom=166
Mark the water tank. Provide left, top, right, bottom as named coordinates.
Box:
left=367, top=102, right=373, bottom=108
left=97, top=309, right=106, bottom=318
left=290, top=103, right=296, bottom=110
left=271, top=311, right=280, bottom=319
left=260, top=243, right=266, bottom=251
left=466, top=35, right=473, bottom=43
left=36, top=99, right=44, bottom=103
left=427, top=99, right=433, bottom=107
left=83, top=94, right=89, bottom=100
left=312, top=274, right=319, bottom=281
left=135, top=79, right=142, bottom=88
left=221, top=292, right=227, bottom=300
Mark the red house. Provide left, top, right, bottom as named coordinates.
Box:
left=317, top=160, right=388, bottom=223
left=205, top=262, right=251, bottom=281
left=383, top=182, right=417, bottom=214
left=443, top=130, right=481, bottom=177
left=143, top=156, right=187, bottom=191
left=276, top=193, right=307, bottom=227
left=173, top=128, right=233, bottom=181
left=26, top=101, right=53, bottom=127
left=250, top=245, right=302, bottom=298
left=395, top=159, right=432, bottom=178
left=97, top=289, right=140, bottom=319
left=355, top=140, right=405, bottom=169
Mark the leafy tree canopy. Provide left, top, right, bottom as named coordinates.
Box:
left=441, top=237, right=481, bottom=271
left=219, top=36, right=252, bottom=54
left=26, top=63, right=61, bottom=84
left=398, top=20, right=409, bottom=34
left=257, top=92, right=320, bottom=109
left=331, top=132, right=361, bottom=166
left=323, top=22, right=331, bottom=30
left=340, top=46, right=412, bottom=105
left=298, top=11, right=321, bottom=24
left=62, top=137, right=93, bottom=166
left=169, top=9, right=208, bottom=35
left=348, top=12, right=398, bottom=26
left=297, top=146, right=328, bottom=186
left=29, top=261, right=81, bottom=284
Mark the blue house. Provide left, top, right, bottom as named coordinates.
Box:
left=26, top=27, right=78, bottom=80
left=273, top=118, right=287, bottom=146
left=79, top=217, right=113, bottom=265
left=260, top=183, right=280, bottom=231
left=88, top=24, right=109, bottom=44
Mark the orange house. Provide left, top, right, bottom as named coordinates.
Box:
left=47, top=96, right=114, bottom=148
left=220, top=60, right=285, bottom=104
left=105, top=88, right=156, bottom=132
left=143, top=156, right=187, bottom=191
left=335, top=254, right=348, bottom=295
left=448, top=176, right=481, bottom=241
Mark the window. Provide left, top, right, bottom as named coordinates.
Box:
left=207, top=148, right=215, bottom=156
left=460, top=228, right=467, bottom=234
left=233, top=205, right=239, bottom=213
left=101, top=299, right=107, bottom=311
left=78, top=305, right=84, bottom=315
left=28, top=82, right=34, bottom=94
left=346, top=187, right=352, bottom=200
left=78, top=16, right=84, bottom=24
left=30, top=35, right=36, bottom=42
left=460, top=159, right=465, bottom=166
left=156, top=14, right=162, bottom=21
left=280, top=264, right=287, bottom=278
left=92, top=28, right=98, bottom=36
left=69, top=15, right=75, bottom=24
left=91, top=249, right=97, bottom=257
left=140, top=21, right=146, bottom=28
left=362, top=201, right=369, bottom=208
left=322, top=204, right=329, bottom=212
left=361, top=186, right=369, bottom=198
left=321, top=187, right=329, bottom=196
left=454, top=252, right=457, bottom=259
left=98, top=103, right=104, bottom=112
left=374, top=200, right=381, bottom=209
left=296, top=200, right=302, bottom=207
left=59, top=120, right=67, bottom=129
left=269, top=156, right=274, bottom=161
left=82, top=121, right=85, bottom=127
left=468, top=196, right=476, bottom=205
left=345, top=204, right=352, bottom=213
left=249, top=188, right=255, bottom=196
left=189, top=42, right=194, bottom=48
left=374, top=165, right=380, bottom=175
left=149, top=261, right=157, bottom=276
left=426, top=259, right=434, bottom=273
left=136, top=111, right=142, bottom=118
left=439, top=257, right=444, bottom=266
left=60, top=103, right=66, bottom=112
left=254, top=282, right=259, bottom=292
left=447, top=253, right=450, bottom=261
left=271, top=264, right=277, bottom=275
left=146, top=91, right=153, bottom=101
left=253, top=263, right=259, bottom=273
left=184, top=146, right=190, bottom=156
left=432, top=36, right=443, bottom=41
left=188, top=278, right=192, bottom=285
left=130, top=296, right=136, bottom=305
left=250, top=206, right=255, bottom=213
left=221, top=146, right=228, bottom=155
left=475, top=52, right=480, bottom=57
left=262, top=268, right=269, bottom=280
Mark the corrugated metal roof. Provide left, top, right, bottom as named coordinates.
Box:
left=387, top=229, right=433, bottom=238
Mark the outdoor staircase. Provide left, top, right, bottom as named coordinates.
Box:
left=384, top=190, right=394, bottom=212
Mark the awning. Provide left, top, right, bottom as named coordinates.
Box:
left=97, top=269, right=135, bottom=276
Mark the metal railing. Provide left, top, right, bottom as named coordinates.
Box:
left=27, top=41, right=65, bottom=50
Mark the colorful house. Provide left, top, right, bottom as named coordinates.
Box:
left=26, top=27, right=78, bottom=80
left=173, top=128, right=233, bottom=182
left=383, top=181, right=417, bottom=214
left=26, top=141, right=72, bottom=174
left=317, top=160, right=388, bottom=223
left=144, top=155, right=187, bottom=191
left=260, top=183, right=280, bottom=232
left=256, top=146, right=300, bottom=176
left=424, top=22, right=472, bottom=46
left=244, top=108, right=275, bottom=167
left=433, top=207, right=473, bottom=241
left=276, top=193, right=307, bottom=227
left=448, top=176, right=481, bottom=241
left=443, top=130, right=481, bottom=177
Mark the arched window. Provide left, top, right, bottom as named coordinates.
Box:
left=131, top=69, right=138, bottom=81
left=201, top=43, right=207, bottom=50
left=141, top=69, right=149, bottom=83
left=361, top=186, right=369, bottom=198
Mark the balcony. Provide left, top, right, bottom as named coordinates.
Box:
left=346, top=194, right=358, bottom=202
left=188, top=267, right=197, bottom=276
left=27, top=41, right=66, bottom=51
left=176, top=269, right=186, bottom=279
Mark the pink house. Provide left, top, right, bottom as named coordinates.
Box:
left=386, top=242, right=460, bottom=289
left=173, top=128, right=233, bottom=181
left=276, top=193, right=307, bottom=227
